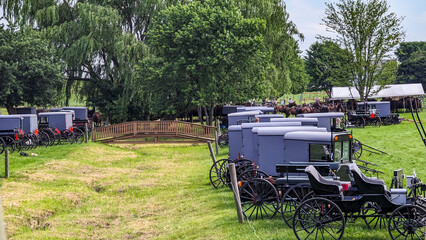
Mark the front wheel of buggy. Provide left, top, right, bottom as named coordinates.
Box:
left=209, top=159, right=228, bottom=189
left=293, top=197, right=345, bottom=240
left=239, top=178, right=279, bottom=220
left=281, top=183, right=312, bottom=227
left=388, top=205, right=426, bottom=240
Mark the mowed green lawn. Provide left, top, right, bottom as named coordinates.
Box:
left=0, top=112, right=426, bottom=239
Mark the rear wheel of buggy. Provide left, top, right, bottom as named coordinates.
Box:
left=218, top=133, right=229, bottom=148
left=293, top=197, right=345, bottom=240
left=388, top=205, right=426, bottom=240
left=3, top=136, right=16, bottom=153
left=38, top=132, right=50, bottom=147
left=0, top=137, right=5, bottom=154
left=209, top=159, right=228, bottom=189
left=361, top=202, right=388, bottom=229
left=73, top=128, right=85, bottom=144
left=355, top=116, right=365, bottom=128
left=220, top=159, right=254, bottom=187
left=238, top=169, right=269, bottom=182
left=240, top=178, right=279, bottom=220
left=372, top=117, right=382, bottom=127
left=21, top=135, right=32, bottom=151
left=352, top=139, right=363, bottom=159
left=281, top=183, right=313, bottom=227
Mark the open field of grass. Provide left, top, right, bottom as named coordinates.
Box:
left=0, top=112, right=426, bottom=239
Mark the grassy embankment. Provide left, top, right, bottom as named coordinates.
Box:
left=0, top=111, right=425, bottom=239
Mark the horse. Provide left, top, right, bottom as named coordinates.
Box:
left=91, top=112, right=102, bottom=127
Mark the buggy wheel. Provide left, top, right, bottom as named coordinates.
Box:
left=209, top=159, right=228, bottom=189
left=281, top=183, right=313, bottom=227
left=221, top=159, right=254, bottom=187
left=388, top=205, right=426, bottom=240
left=73, top=128, right=85, bottom=144
left=293, top=197, right=345, bottom=240
left=361, top=202, right=388, bottom=229
left=355, top=116, right=365, bottom=128
left=61, top=130, right=74, bottom=144
left=352, top=139, right=362, bottom=159
left=21, top=135, right=32, bottom=151
left=372, top=117, right=382, bottom=127
left=3, top=136, right=16, bottom=153
left=239, top=178, right=279, bottom=220
left=218, top=133, right=229, bottom=148
left=238, top=169, right=269, bottom=182
left=38, top=132, right=50, bottom=147
left=0, top=137, right=5, bottom=154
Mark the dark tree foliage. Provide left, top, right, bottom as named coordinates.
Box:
left=397, top=50, right=426, bottom=89
left=396, top=41, right=426, bottom=62
left=305, top=41, right=353, bottom=94
left=0, top=26, right=65, bottom=114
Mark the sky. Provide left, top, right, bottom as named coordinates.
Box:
left=285, top=0, right=426, bottom=55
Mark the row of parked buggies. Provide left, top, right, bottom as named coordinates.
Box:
left=0, top=107, right=90, bottom=154
left=210, top=110, right=426, bottom=240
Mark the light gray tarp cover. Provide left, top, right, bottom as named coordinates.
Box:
left=331, top=83, right=425, bottom=100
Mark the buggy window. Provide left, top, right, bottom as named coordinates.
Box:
left=334, top=141, right=351, bottom=162
left=39, top=116, right=48, bottom=124
left=309, top=144, right=331, bottom=162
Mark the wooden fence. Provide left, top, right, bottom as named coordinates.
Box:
left=92, top=120, right=216, bottom=142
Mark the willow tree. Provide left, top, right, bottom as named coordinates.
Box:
left=236, top=0, right=309, bottom=96
left=1, top=1, right=149, bottom=122
left=323, top=0, right=404, bottom=101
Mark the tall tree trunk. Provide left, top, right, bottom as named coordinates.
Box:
left=203, top=106, right=209, bottom=125
left=197, top=106, right=204, bottom=125
left=6, top=102, right=16, bottom=115
left=209, top=103, right=215, bottom=126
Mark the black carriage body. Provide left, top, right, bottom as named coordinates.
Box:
left=15, top=107, right=36, bottom=114
left=38, top=112, right=73, bottom=131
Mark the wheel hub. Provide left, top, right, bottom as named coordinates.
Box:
left=254, top=195, right=263, bottom=205
left=403, top=220, right=417, bottom=234
left=315, top=221, right=323, bottom=228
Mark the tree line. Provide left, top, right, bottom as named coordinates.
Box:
left=0, top=0, right=422, bottom=124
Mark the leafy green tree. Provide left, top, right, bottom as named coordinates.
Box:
left=397, top=50, right=426, bottom=88
left=305, top=41, right=353, bottom=94
left=236, top=0, right=308, bottom=96
left=396, top=41, right=426, bottom=62
left=137, top=0, right=270, bottom=124
left=0, top=26, right=65, bottom=114
left=323, top=0, right=404, bottom=101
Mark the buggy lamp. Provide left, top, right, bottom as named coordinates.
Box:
left=238, top=181, right=242, bottom=187
left=334, top=136, right=338, bottom=141
left=349, top=135, right=353, bottom=139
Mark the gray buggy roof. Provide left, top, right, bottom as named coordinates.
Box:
left=228, top=110, right=263, bottom=116
left=241, top=122, right=301, bottom=129
left=284, top=131, right=333, bottom=141
left=270, top=118, right=318, bottom=123
left=297, top=112, right=344, bottom=118
left=228, top=125, right=242, bottom=131
left=257, top=126, right=326, bottom=136
left=254, top=114, right=283, bottom=118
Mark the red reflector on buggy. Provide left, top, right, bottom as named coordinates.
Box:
left=70, top=126, right=73, bottom=132
left=35, top=129, right=38, bottom=135
left=370, top=113, right=375, bottom=118
left=15, top=134, right=19, bottom=140
left=20, top=129, right=24, bottom=135
left=55, top=128, right=60, bottom=134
